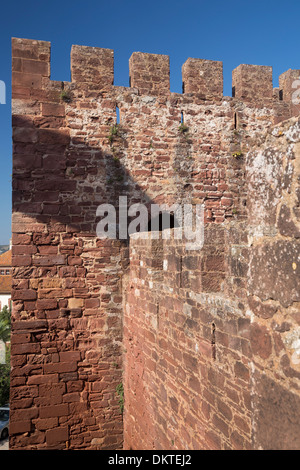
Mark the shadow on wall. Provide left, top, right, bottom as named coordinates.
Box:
left=12, top=116, right=183, bottom=240
left=11, top=115, right=189, bottom=449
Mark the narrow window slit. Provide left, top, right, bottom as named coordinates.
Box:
left=179, top=255, right=183, bottom=288
left=147, top=212, right=177, bottom=231
left=211, top=322, right=216, bottom=360
left=279, top=89, right=283, bottom=101
left=116, top=105, right=120, bottom=124
left=234, top=112, right=237, bottom=130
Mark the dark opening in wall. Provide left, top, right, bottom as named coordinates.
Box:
left=232, top=86, right=236, bottom=98
left=181, top=111, right=184, bottom=124
left=147, top=212, right=180, bottom=232
left=279, top=89, right=283, bottom=101
left=234, top=112, right=237, bottom=130
left=211, top=322, right=216, bottom=360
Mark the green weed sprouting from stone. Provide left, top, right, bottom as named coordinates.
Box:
left=59, top=87, right=72, bottom=103
left=66, top=167, right=74, bottom=176
left=116, top=383, right=124, bottom=413
left=108, top=124, right=121, bottom=145
left=178, top=123, right=189, bottom=134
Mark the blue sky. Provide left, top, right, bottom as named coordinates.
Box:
left=0, top=0, right=299, bottom=244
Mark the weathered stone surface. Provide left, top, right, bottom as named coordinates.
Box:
left=252, top=371, right=300, bottom=450
left=10, top=38, right=300, bottom=451
left=249, top=241, right=300, bottom=308
left=277, top=204, right=300, bottom=238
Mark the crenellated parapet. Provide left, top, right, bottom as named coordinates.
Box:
left=232, top=64, right=273, bottom=102
left=182, top=58, right=223, bottom=99
left=129, top=51, right=170, bottom=96
left=279, top=68, right=300, bottom=117
left=71, top=45, right=114, bottom=88
left=12, top=38, right=51, bottom=99
left=12, top=37, right=300, bottom=117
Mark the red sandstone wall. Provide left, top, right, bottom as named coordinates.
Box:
left=247, top=117, right=300, bottom=450
left=123, top=118, right=300, bottom=450
left=10, top=37, right=300, bottom=450
left=124, top=225, right=252, bottom=450
left=11, top=38, right=125, bottom=450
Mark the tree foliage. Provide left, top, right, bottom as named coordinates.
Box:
left=0, top=305, right=11, bottom=343
left=0, top=305, right=11, bottom=406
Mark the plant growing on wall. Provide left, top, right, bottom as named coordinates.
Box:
left=178, top=123, right=189, bottom=134
left=232, top=151, right=243, bottom=158
left=59, top=88, right=72, bottom=103
left=108, top=124, right=122, bottom=145
left=116, top=383, right=124, bottom=414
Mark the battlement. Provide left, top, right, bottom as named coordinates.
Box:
left=232, top=64, right=273, bottom=102
left=12, top=38, right=51, bottom=90
left=12, top=37, right=300, bottom=111
left=9, top=37, right=300, bottom=451
left=129, top=51, right=170, bottom=96
left=182, top=58, right=223, bottom=99
left=71, top=45, right=114, bottom=87
left=279, top=68, right=300, bottom=116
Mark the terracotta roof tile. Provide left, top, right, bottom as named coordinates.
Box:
left=0, top=250, right=11, bottom=267
left=0, top=275, right=11, bottom=294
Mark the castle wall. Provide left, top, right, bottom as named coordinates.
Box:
left=124, top=224, right=252, bottom=450
left=247, top=117, right=300, bottom=450
left=124, top=117, right=300, bottom=450
left=11, top=39, right=125, bottom=450
left=10, top=37, right=300, bottom=449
